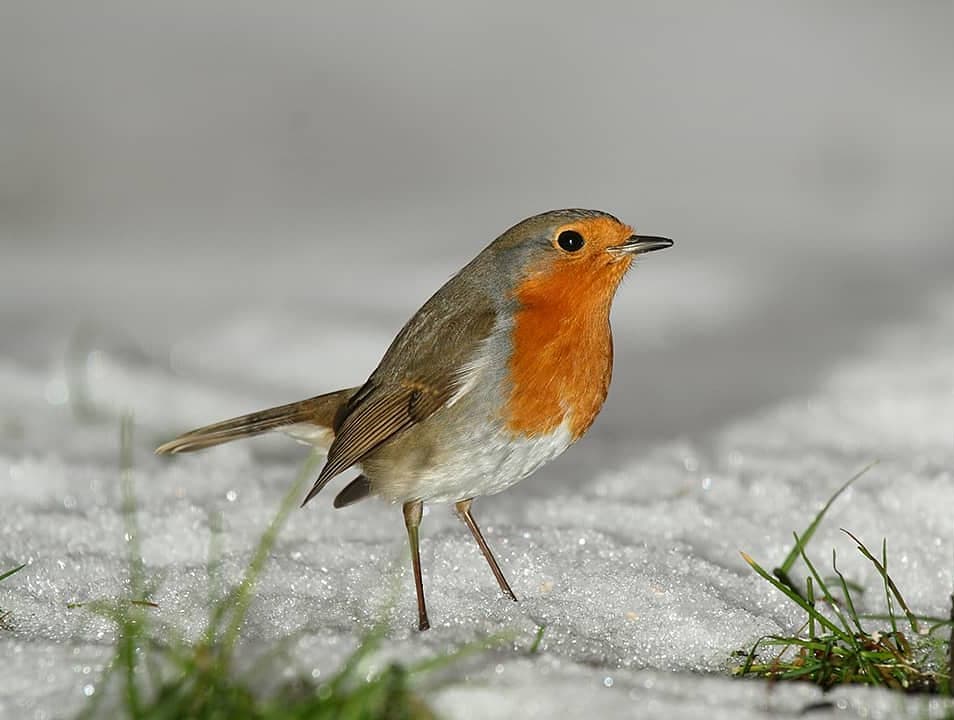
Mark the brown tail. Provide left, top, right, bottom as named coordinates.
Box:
left=155, top=387, right=358, bottom=455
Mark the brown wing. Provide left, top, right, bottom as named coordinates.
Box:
left=300, top=285, right=498, bottom=507
left=299, top=375, right=459, bottom=506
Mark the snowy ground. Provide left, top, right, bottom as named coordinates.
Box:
left=2, top=3, right=954, bottom=719
left=2, top=230, right=953, bottom=719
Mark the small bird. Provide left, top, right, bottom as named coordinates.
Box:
left=156, top=209, right=672, bottom=630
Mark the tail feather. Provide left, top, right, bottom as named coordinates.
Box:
left=332, top=474, right=372, bottom=508
left=155, top=387, right=357, bottom=455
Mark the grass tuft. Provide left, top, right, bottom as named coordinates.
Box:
left=734, top=465, right=953, bottom=695
left=73, top=414, right=494, bottom=719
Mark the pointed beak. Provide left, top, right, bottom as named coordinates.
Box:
left=611, top=235, right=674, bottom=256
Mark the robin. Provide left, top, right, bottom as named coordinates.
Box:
left=156, top=209, right=672, bottom=630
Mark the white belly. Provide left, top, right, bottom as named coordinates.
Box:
left=376, top=418, right=575, bottom=504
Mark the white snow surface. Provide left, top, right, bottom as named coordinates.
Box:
left=2, top=4, right=954, bottom=718
left=1, top=242, right=953, bottom=719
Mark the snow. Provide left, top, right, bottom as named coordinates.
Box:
left=2, top=3, right=954, bottom=719
left=2, top=252, right=953, bottom=719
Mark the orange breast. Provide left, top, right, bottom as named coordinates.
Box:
left=505, top=254, right=630, bottom=439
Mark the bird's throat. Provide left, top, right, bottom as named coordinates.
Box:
left=504, top=260, right=626, bottom=439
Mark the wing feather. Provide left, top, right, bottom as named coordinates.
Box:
left=300, top=380, right=456, bottom=505
left=300, top=293, right=498, bottom=507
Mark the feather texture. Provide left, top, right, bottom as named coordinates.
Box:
left=299, top=298, right=498, bottom=506
left=155, top=388, right=357, bottom=455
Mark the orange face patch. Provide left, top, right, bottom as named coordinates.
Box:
left=505, top=217, right=635, bottom=439
left=551, top=216, right=634, bottom=257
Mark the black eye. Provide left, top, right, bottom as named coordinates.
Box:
left=557, top=230, right=585, bottom=252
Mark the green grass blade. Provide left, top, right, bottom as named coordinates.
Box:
left=206, top=510, right=224, bottom=624
left=324, top=621, right=389, bottom=696
left=0, top=563, right=26, bottom=583
left=775, top=461, right=877, bottom=582
left=842, top=529, right=920, bottom=635
left=881, top=538, right=900, bottom=638
left=807, top=576, right=816, bottom=639
left=858, top=614, right=953, bottom=631
left=220, top=450, right=324, bottom=660
left=792, top=533, right=856, bottom=640
left=0, top=563, right=26, bottom=629
left=830, top=548, right=865, bottom=636
left=118, top=413, right=144, bottom=717
left=734, top=636, right=765, bottom=675
left=528, top=624, right=546, bottom=655
left=740, top=551, right=852, bottom=641
left=821, top=575, right=865, bottom=595
left=409, top=629, right=516, bottom=677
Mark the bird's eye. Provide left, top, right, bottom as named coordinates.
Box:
left=556, top=230, right=585, bottom=252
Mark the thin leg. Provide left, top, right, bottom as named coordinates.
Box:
left=455, top=498, right=518, bottom=601
left=402, top=500, right=430, bottom=631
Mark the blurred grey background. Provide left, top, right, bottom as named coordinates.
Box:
left=1, top=2, right=953, bottom=481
